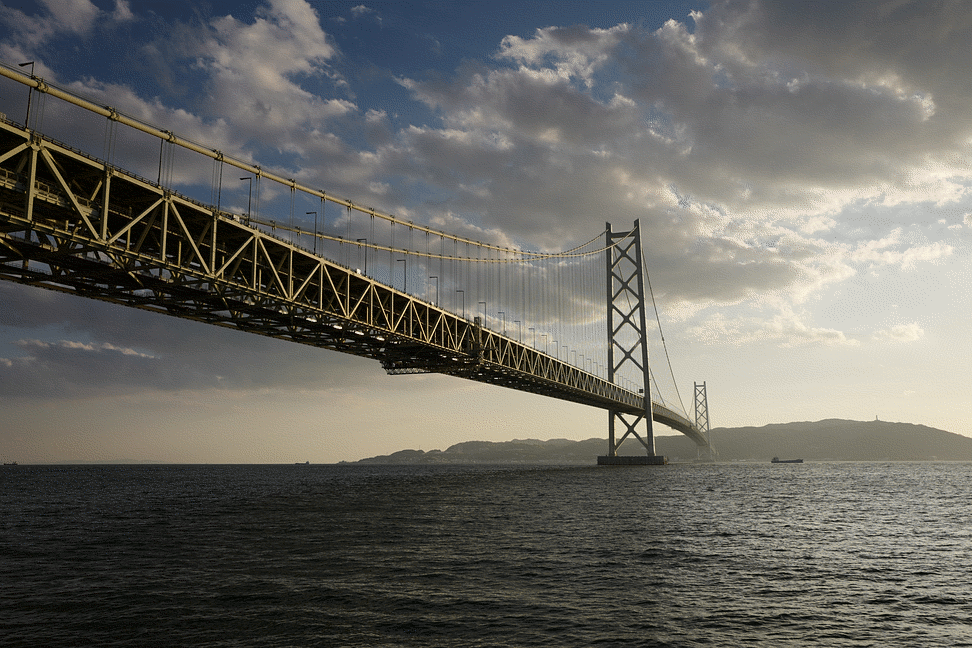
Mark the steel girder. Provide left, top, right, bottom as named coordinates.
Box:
left=0, top=119, right=707, bottom=428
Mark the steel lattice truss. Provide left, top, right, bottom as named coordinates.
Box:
left=0, top=119, right=706, bottom=438
left=694, top=381, right=716, bottom=458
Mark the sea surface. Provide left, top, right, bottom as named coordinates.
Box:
left=1, top=461, right=970, bottom=647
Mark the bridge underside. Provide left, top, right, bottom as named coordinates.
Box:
left=0, top=118, right=708, bottom=447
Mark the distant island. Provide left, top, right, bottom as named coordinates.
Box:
left=353, top=419, right=972, bottom=464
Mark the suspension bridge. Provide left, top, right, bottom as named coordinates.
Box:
left=0, top=63, right=712, bottom=463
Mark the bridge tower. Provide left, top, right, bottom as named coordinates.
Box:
left=695, top=381, right=715, bottom=459
left=598, top=220, right=666, bottom=465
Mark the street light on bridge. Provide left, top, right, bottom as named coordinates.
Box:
left=429, top=276, right=438, bottom=305
left=18, top=62, right=34, bottom=128
left=239, top=177, right=252, bottom=224
left=356, top=238, right=368, bottom=274
left=456, top=289, right=465, bottom=318
left=307, top=212, right=318, bottom=254
left=397, top=258, right=407, bottom=292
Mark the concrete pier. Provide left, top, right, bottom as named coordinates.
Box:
left=597, top=455, right=668, bottom=465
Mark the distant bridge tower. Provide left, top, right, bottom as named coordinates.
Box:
left=598, top=220, right=666, bottom=465
left=695, top=381, right=714, bottom=459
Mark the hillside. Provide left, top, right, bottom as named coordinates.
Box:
left=353, top=419, right=972, bottom=464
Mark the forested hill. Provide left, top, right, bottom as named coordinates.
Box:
left=352, top=419, right=972, bottom=464
left=659, top=419, right=972, bottom=462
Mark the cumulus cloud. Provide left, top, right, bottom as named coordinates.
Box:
left=872, top=322, right=924, bottom=343
left=498, top=24, right=630, bottom=87
left=849, top=229, right=953, bottom=270
left=112, top=0, right=134, bottom=22
left=0, top=0, right=131, bottom=50
left=42, top=0, right=100, bottom=30
left=4, top=0, right=972, bottom=355
left=351, top=5, right=377, bottom=19
left=171, top=0, right=352, bottom=143
left=690, top=309, right=858, bottom=348
left=375, top=0, right=972, bottom=348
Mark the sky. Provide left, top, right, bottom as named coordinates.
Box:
left=1, top=0, right=971, bottom=464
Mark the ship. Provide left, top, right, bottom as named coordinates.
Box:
left=771, top=457, right=803, bottom=464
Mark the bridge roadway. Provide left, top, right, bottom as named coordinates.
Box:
left=0, top=118, right=706, bottom=445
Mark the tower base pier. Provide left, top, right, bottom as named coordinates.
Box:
left=597, top=455, right=668, bottom=466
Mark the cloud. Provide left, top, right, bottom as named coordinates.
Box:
left=849, top=229, right=954, bottom=270
left=351, top=5, right=376, bottom=19
left=0, top=283, right=385, bottom=398
left=41, top=0, right=100, bottom=32
left=0, top=337, right=180, bottom=397
left=180, top=0, right=352, bottom=138
left=497, top=24, right=630, bottom=87
left=872, top=322, right=924, bottom=343
left=5, top=0, right=972, bottom=357
left=689, top=308, right=858, bottom=348
left=0, top=0, right=130, bottom=50
left=373, top=0, right=972, bottom=355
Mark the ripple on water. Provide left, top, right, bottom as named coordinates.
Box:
left=2, top=462, right=971, bottom=647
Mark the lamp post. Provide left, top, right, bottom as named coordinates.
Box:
left=18, top=61, right=34, bottom=127
left=497, top=311, right=505, bottom=335
left=429, top=276, right=438, bottom=305
left=529, top=327, right=536, bottom=349
left=239, top=177, right=252, bottom=224
left=541, top=333, right=548, bottom=355
left=397, top=259, right=407, bottom=292
left=514, top=320, right=521, bottom=342
left=478, top=301, right=486, bottom=326
left=357, top=238, right=368, bottom=274
left=456, top=289, right=465, bottom=318
left=307, top=212, right=318, bottom=254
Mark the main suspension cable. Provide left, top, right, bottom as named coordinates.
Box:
left=249, top=215, right=623, bottom=263
left=642, top=247, right=688, bottom=417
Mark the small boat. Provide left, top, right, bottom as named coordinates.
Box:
left=771, top=457, right=803, bottom=464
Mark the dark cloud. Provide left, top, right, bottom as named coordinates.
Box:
left=376, top=0, right=972, bottom=316
left=5, top=0, right=972, bottom=361
left=0, top=283, right=386, bottom=397
left=0, top=337, right=213, bottom=397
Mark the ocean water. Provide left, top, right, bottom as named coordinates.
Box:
left=1, top=461, right=970, bottom=647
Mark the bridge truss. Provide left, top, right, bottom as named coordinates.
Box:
left=0, top=63, right=710, bottom=449
left=0, top=119, right=704, bottom=443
